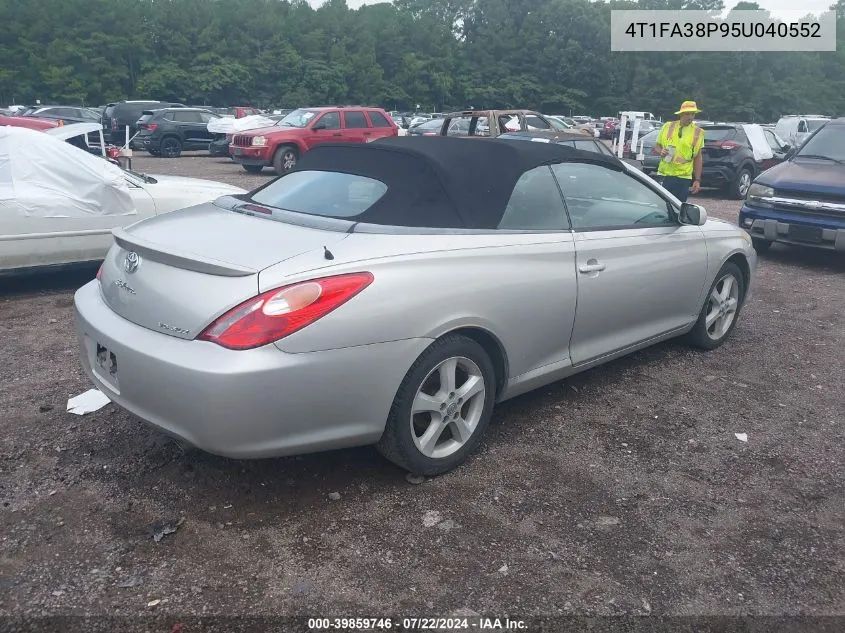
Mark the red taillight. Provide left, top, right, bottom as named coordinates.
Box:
left=141, top=123, right=158, bottom=131
left=110, top=119, right=117, bottom=130
left=720, top=141, right=740, bottom=150
left=197, top=272, right=374, bottom=350
left=96, top=263, right=104, bottom=280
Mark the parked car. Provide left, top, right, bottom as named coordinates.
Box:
left=130, top=107, right=220, bottom=158
left=437, top=110, right=558, bottom=138
left=0, top=126, right=245, bottom=275
left=631, top=129, right=661, bottom=173
left=229, top=106, right=399, bottom=174
left=498, top=130, right=616, bottom=156
left=102, top=100, right=186, bottom=146
left=207, top=113, right=279, bottom=157
left=74, top=137, right=755, bottom=475
left=407, top=118, right=448, bottom=136
left=699, top=123, right=790, bottom=199
left=22, top=105, right=102, bottom=125
left=0, top=115, right=60, bottom=131
left=739, top=117, right=845, bottom=253
left=774, top=115, right=830, bottom=150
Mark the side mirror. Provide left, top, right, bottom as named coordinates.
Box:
left=679, top=202, right=707, bottom=226
left=312, top=121, right=327, bottom=130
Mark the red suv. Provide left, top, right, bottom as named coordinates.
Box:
left=230, top=106, right=399, bottom=174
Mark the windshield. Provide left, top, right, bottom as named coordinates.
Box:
left=276, top=108, right=318, bottom=128
left=795, top=124, right=845, bottom=162
left=251, top=170, right=388, bottom=217
left=807, top=119, right=828, bottom=132
left=702, top=127, right=737, bottom=142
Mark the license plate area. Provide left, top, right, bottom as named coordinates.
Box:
left=93, top=341, right=120, bottom=391
left=232, top=147, right=243, bottom=155
left=788, top=224, right=823, bottom=243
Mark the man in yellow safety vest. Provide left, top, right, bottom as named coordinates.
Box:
left=652, top=100, right=705, bottom=202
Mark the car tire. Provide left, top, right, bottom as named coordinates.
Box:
left=242, top=165, right=263, bottom=174
left=751, top=237, right=772, bottom=253
left=730, top=167, right=753, bottom=199
left=148, top=149, right=160, bottom=157
left=273, top=145, right=298, bottom=175
left=160, top=136, right=182, bottom=159
left=377, top=334, right=497, bottom=476
left=687, top=261, right=746, bottom=351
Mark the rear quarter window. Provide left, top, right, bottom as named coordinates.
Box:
left=368, top=111, right=392, bottom=128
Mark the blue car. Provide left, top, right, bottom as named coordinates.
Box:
left=739, top=118, right=845, bottom=252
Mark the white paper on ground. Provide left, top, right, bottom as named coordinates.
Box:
left=67, top=389, right=111, bottom=415
left=734, top=432, right=748, bottom=443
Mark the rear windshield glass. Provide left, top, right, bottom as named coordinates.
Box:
left=795, top=124, right=845, bottom=162
left=702, top=127, right=737, bottom=141
left=250, top=170, right=388, bottom=218
left=137, top=113, right=154, bottom=124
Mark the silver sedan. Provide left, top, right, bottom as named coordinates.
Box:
left=74, top=137, right=756, bottom=475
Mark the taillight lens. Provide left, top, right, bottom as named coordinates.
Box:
left=720, top=141, right=740, bottom=150
left=197, top=272, right=374, bottom=350
left=96, top=263, right=104, bottom=280
left=141, top=123, right=158, bottom=131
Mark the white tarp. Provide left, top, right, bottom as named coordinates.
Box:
left=741, top=124, right=773, bottom=162
left=207, top=114, right=276, bottom=134
left=0, top=126, right=135, bottom=218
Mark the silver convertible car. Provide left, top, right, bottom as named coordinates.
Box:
left=74, top=137, right=756, bottom=475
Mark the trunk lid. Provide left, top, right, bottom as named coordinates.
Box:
left=99, top=201, right=349, bottom=339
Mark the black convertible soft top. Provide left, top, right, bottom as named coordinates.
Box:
left=288, top=136, right=625, bottom=229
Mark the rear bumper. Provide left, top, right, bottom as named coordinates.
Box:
left=73, top=280, right=432, bottom=459
left=701, top=165, right=737, bottom=186
left=130, top=135, right=158, bottom=151
left=230, top=146, right=271, bottom=166
left=739, top=202, right=845, bottom=251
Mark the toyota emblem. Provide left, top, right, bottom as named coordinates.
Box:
left=124, top=252, right=141, bottom=274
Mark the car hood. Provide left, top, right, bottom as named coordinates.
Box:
left=139, top=174, right=246, bottom=198
left=236, top=125, right=298, bottom=137
left=756, top=160, right=845, bottom=196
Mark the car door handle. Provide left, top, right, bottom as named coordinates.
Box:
left=332, top=133, right=342, bottom=137
left=578, top=260, right=606, bottom=273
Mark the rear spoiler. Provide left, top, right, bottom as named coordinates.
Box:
left=112, top=227, right=256, bottom=277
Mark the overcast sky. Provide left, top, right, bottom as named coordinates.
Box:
left=307, top=0, right=834, bottom=15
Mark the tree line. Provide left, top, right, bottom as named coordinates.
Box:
left=0, top=0, right=843, bottom=122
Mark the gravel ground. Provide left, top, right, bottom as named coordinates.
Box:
left=1, top=152, right=843, bottom=628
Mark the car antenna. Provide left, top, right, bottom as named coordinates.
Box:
left=323, top=246, right=334, bottom=260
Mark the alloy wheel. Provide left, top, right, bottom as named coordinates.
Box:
left=409, top=356, right=486, bottom=459
left=704, top=273, right=740, bottom=340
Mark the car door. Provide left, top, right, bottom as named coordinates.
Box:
left=173, top=110, right=206, bottom=148
left=198, top=111, right=218, bottom=143
left=762, top=129, right=788, bottom=169
left=551, top=162, right=708, bottom=366
left=494, top=165, right=579, bottom=378
left=304, top=111, right=342, bottom=149
left=366, top=110, right=398, bottom=140
left=341, top=110, right=370, bottom=143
